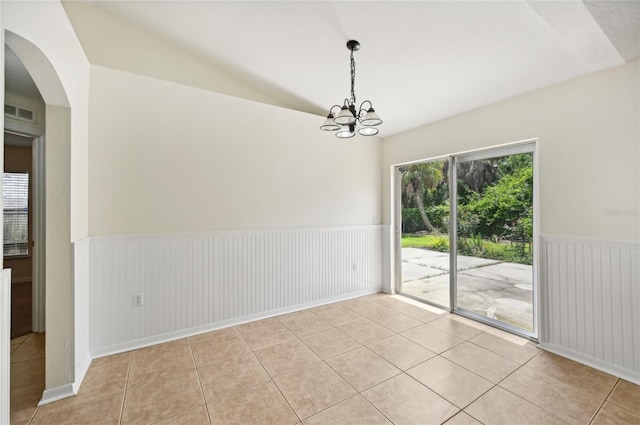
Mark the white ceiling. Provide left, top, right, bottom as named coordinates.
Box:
left=7, top=1, right=640, bottom=138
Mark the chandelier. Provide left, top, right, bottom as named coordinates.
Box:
left=320, top=40, right=382, bottom=138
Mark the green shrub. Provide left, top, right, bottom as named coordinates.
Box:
left=401, top=208, right=423, bottom=233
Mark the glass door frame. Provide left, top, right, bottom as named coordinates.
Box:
left=394, top=140, right=539, bottom=341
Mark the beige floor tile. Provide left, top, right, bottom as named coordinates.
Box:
left=11, top=343, right=20, bottom=353
left=312, top=304, right=364, bottom=326
left=132, top=338, right=190, bottom=358
left=273, top=362, right=357, bottom=420
left=408, top=356, right=493, bottom=408
left=608, top=379, right=640, bottom=415
left=11, top=357, right=45, bottom=389
left=465, top=386, right=569, bottom=425
left=379, top=298, right=444, bottom=322
left=77, top=360, right=129, bottom=402
left=526, top=351, right=617, bottom=400
left=189, top=326, right=238, bottom=344
left=236, top=319, right=298, bottom=350
left=10, top=336, right=45, bottom=364
left=441, top=342, right=519, bottom=383
left=592, top=401, right=640, bottom=425
left=190, top=328, right=251, bottom=367
left=401, top=324, right=465, bottom=354
left=90, top=351, right=131, bottom=368
left=255, top=339, right=322, bottom=377
left=152, top=406, right=211, bottom=425
left=340, top=298, right=389, bottom=317
left=303, top=395, right=391, bottom=425
left=207, top=380, right=298, bottom=425
left=300, top=327, right=362, bottom=359
left=198, top=352, right=270, bottom=401
left=11, top=334, right=30, bottom=344
left=428, top=316, right=485, bottom=340
left=128, top=340, right=195, bottom=387
left=10, top=383, right=44, bottom=423
left=445, top=314, right=493, bottom=332
left=278, top=310, right=333, bottom=337
left=470, top=331, right=539, bottom=365
left=368, top=334, right=436, bottom=370
left=338, top=318, right=395, bottom=345
left=121, top=369, right=204, bottom=425
left=14, top=297, right=633, bottom=425
left=326, top=347, right=401, bottom=392
left=444, top=411, right=483, bottom=425
left=10, top=419, right=31, bottom=425
left=362, top=373, right=459, bottom=425
left=368, top=309, right=423, bottom=333
left=500, top=363, right=605, bottom=424
left=31, top=390, right=124, bottom=425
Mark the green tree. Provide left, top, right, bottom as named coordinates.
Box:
left=401, top=162, right=444, bottom=233
left=456, top=160, right=498, bottom=194
left=466, top=164, right=533, bottom=238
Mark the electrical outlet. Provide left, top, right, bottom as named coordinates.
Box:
left=352, top=263, right=358, bottom=271
left=133, top=293, right=144, bottom=306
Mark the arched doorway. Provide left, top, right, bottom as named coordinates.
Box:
left=4, top=30, right=75, bottom=407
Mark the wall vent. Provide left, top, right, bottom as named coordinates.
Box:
left=4, top=103, right=36, bottom=124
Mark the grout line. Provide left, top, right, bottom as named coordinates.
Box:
left=588, top=378, right=620, bottom=424
left=248, top=327, right=305, bottom=423
left=117, top=351, right=132, bottom=425
left=187, top=337, right=212, bottom=424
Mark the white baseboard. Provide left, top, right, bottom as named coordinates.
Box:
left=72, top=355, right=92, bottom=394
left=539, top=342, right=640, bottom=385
left=38, top=384, right=75, bottom=406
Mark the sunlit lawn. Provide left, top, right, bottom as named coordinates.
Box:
left=402, top=234, right=532, bottom=264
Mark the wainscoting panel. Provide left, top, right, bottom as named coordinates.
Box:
left=540, top=235, right=639, bottom=383
left=89, top=226, right=382, bottom=355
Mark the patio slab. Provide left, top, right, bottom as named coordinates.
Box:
left=401, top=262, right=448, bottom=281
left=403, top=248, right=500, bottom=271
left=400, top=248, right=534, bottom=331
left=461, top=263, right=532, bottom=287
left=402, top=275, right=450, bottom=308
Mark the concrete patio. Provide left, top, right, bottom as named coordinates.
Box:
left=401, top=248, right=533, bottom=331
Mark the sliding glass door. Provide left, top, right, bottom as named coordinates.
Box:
left=453, top=146, right=535, bottom=336
left=397, top=143, right=536, bottom=338
left=398, top=159, right=451, bottom=310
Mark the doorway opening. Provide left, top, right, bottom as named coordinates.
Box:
left=4, top=135, right=34, bottom=339
left=396, top=142, right=537, bottom=339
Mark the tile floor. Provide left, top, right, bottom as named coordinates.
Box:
left=9, top=293, right=640, bottom=424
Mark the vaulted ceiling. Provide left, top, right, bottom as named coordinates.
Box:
left=7, top=1, right=640, bottom=138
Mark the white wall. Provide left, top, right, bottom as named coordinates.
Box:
left=86, top=65, right=383, bottom=354
left=89, top=65, right=381, bottom=236
left=382, top=59, right=640, bottom=382
left=382, top=59, right=640, bottom=242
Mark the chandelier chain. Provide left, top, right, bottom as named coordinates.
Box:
left=350, top=49, right=356, bottom=105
